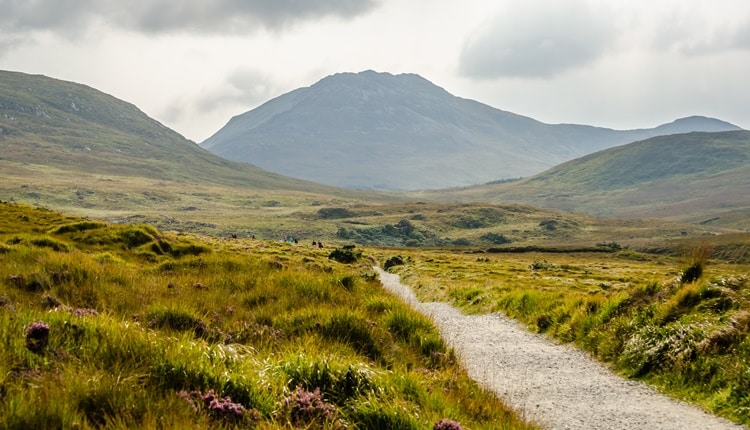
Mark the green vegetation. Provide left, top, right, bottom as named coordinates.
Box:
left=431, top=131, right=750, bottom=229
left=0, top=202, right=531, bottom=429
left=380, top=245, right=750, bottom=425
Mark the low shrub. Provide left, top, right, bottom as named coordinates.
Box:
left=329, top=246, right=361, bottom=264
left=383, top=255, right=405, bottom=271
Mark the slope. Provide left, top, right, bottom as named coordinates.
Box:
left=424, top=131, right=750, bottom=229
left=0, top=70, right=398, bottom=238
left=0, top=69, right=347, bottom=192
left=201, top=70, right=741, bottom=190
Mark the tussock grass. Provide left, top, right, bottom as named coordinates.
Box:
left=379, top=246, right=750, bottom=425
left=0, top=202, right=532, bottom=429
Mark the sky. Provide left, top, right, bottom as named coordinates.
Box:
left=1, top=0, right=749, bottom=143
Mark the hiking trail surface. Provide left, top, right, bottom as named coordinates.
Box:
left=375, top=268, right=745, bottom=430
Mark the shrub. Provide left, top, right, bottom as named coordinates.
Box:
left=681, top=262, right=703, bottom=284
left=328, top=246, right=361, bottom=264
left=480, top=232, right=511, bottom=245
left=383, top=256, right=405, bottom=271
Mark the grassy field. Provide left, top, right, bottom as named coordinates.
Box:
left=0, top=202, right=534, bottom=429
left=375, top=241, right=750, bottom=425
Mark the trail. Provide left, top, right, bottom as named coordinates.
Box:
left=375, top=268, right=744, bottom=430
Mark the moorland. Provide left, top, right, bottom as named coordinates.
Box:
left=2, top=69, right=750, bottom=427
left=0, top=201, right=533, bottom=429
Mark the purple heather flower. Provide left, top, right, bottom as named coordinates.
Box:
left=434, top=418, right=464, bottom=430
left=284, top=386, right=336, bottom=423
left=178, top=389, right=245, bottom=419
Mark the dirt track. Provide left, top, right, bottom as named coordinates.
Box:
left=375, top=268, right=744, bottom=430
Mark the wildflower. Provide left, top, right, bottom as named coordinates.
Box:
left=283, top=386, right=336, bottom=424
left=71, top=307, right=99, bottom=318
left=177, top=389, right=246, bottom=419
left=25, top=321, right=50, bottom=353
left=434, top=418, right=464, bottom=430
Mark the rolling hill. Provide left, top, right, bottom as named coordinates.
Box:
left=424, top=131, right=750, bottom=229
left=0, top=70, right=398, bottom=237
left=1, top=69, right=742, bottom=245
left=201, top=70, right=740, bottom=190
left=0, top=69, right=353, bottom=192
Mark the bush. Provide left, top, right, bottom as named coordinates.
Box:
left=480, top=232, right=511, bottom=245
left=383, top=256, right=405, bottom=271
left=328, top=246, right=361, bottom=264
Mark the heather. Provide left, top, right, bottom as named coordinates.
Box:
left=0, top=202, right=531, bottom=429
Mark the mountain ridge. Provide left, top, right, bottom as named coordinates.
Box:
left=422, top=130, right=750, bottom=229
left=202, top=70, right=741, bottom=190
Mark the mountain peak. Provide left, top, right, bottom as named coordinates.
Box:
left=654, top=116, right=742, bottom=134
left=201, top=71, right=742, bottom=190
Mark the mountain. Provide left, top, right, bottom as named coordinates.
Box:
left=201, top=70, right=741, bottom=190
left=0, top=69, right=351, bottom=192
left=0, top=70, right=396, bottom=238
left=424, top=130, right=750, bottom=229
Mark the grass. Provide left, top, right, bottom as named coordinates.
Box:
left=0, top=202, right=532, bottom=429
left=377, top=245, right=750, bottom=425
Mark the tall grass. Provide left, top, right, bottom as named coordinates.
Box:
left=0, top=203, right=532, bottom=429
left=381, top=247, right=750, bottom=425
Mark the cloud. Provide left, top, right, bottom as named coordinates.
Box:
left=0, top=0, right=381, bottom=36
left=159, top=67, right=282, bottom=140
left=640, top=2, right=750, bottom=55
left=197, top=68, right=279, bottom=113
left=458, top=1, right=614, bottom=79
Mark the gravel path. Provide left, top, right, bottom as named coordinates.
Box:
left=375, top=268, right=744, bottom=430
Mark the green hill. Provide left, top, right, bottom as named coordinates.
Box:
left=0, top=69, right=364, bottom=192
left=0, top=70, right=392, bottom=237
left=202, top=70, right=740, bottom=190
left=426, top=131, right=750, bottom=229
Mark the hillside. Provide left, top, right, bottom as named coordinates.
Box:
left=0, top=70, right=396, bottom=235
left=424, top=131, right=750, bottom=229
left=201, top=70, right=740, bottom=190
left=0, top=70, right=357, bottom=193
left=0, top=201, right=531, bottom=429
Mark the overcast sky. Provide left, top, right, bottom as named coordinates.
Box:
left=1, top=0, right=748, bottom=142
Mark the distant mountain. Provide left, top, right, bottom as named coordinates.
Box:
left=0, top=70, right=342, bottom=192
left=201, top=70, right=741, bottom=190
left=426, top=130, right=750, bottom=229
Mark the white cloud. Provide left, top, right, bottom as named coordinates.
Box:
left=459, top=1, right=615, bottom=79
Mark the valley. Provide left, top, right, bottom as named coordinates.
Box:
left=2, top=68, right=750, bottom=428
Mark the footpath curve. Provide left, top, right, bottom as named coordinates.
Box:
left=375, top=268, right=744, bottom=430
